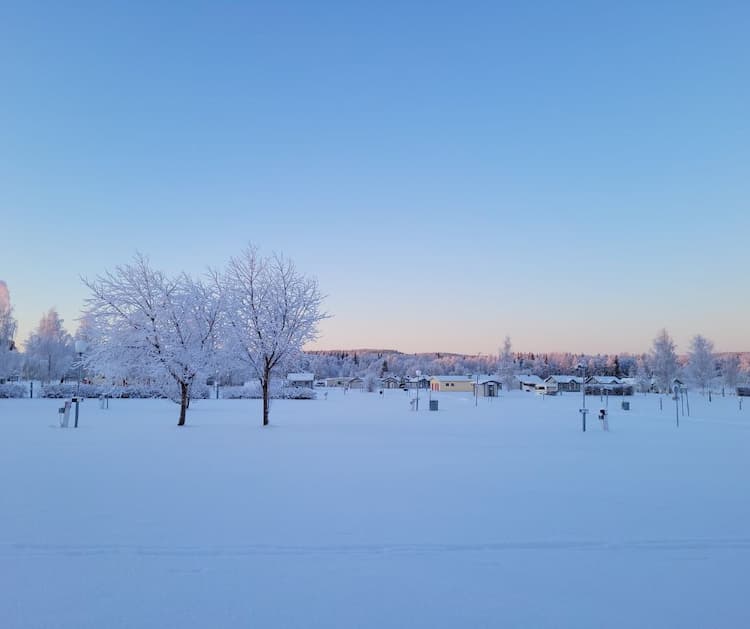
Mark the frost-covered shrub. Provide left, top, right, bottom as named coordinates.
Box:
left=220, top=385, right=258, bottom=399
left=41, top=383, right=89, bottom=398
left=221, top=381, right=268, bottom=399
left=109, top=385, right=164, bottom=399
left=42, top=382, right=211, bottom=400
left=0, top=383, right=26, bottom=398
left=283, top=387, right=316, bottom=400
left=220, top=383, right=315, bottom=400
left=190, top=383, right=210, bottom=399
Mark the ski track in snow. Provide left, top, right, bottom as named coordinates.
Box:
left=4, top=538, right=750, bottom=558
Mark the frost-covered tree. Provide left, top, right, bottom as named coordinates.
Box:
left=721, top=354, right=741, bottom=392
left=0, top=281, right=20, bottom=381
left=83, top=255, right=222, bottom=426
left=687, top=334, right=715, bottom=393
left=498, top=336, right=516, bottom=392
left=634, top=355, right=651, bottom=393
left=363, top=371, right=379, bottom=393
left=221, top=245, right=326, bottom=426
left=23, top=309, right=74, bottom=383
left=649, top=329, right=679, bottom=393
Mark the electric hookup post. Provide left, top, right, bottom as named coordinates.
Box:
left=73, top=397, right=81, bottom=428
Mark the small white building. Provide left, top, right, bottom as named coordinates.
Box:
left=430, top=375, right=474, bottom=392
left=516, top=374, right=545, bottom=392
left=405, top=376, right=431, bottom=390
left=325, top=377, right=349, bottom=388
left=585, top=376, right=633, bottom=396
left=380, top=375, right=401, bottom=389
left=287, top=372, right=314, bottom=388
left=474, top=377, right=503, bottom=397
left=545, top=375, right=584, bottom=393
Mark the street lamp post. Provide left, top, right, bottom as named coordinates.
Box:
left=74, top=340, right=87, bottom=428
left=578, top=363, right=588, bottom=432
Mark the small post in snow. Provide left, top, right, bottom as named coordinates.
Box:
left=680, top=387, right=685, bottom=416
left=577, top=363, right=587, bottom=432
left=415, top=370, right=421, bottom=411
left=73, top=397, right=80, bottom=428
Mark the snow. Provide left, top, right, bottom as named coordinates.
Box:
left=1, top=389, right=749, bottom=628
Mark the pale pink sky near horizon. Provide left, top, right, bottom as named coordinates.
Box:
left=5, top=275, right=745, bottom=358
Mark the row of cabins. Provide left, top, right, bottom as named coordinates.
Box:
left=287, top=372, right=635, bottom=396
left=287, top=373, right=432, bottom=390
left=286, top=373, right=406, bottom=390
left=428, top=374, right=635, bottom=396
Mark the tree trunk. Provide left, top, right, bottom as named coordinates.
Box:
left=262, top=370, right=270, bottom=426
left=178, top=381, right=188, bottom=426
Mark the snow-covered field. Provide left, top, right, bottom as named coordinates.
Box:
left=1, top=389, right=748, bottom=628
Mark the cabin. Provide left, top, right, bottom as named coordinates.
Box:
left=325, top=377, right=350, bottom=388
left=404, top=376, right=431, bottom=390
left=545, top=375, right=583, bottom=393
left=380, top=375, right=401, bottom=389
left=286, top=372, right=314, bottom=388
left=474, top=378, right=503, bottom=397
left=585, top=376, right=633, bottom=396
left=430, top=375, right=475, bottom=392
left=516, top=374, right=545, bottom=392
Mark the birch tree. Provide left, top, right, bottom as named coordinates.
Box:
left=650, top=328, right=679, bottom=393
left=83, top=255, right=221, bottom=426
left=0, top=281, right=19, bottom=380
left=23, top=309, right=74, bottom=383
left=687, top=334, right=715, bottom=393
left=721, top=354, right=741, bottom=392
left=222, top=246, right=326, bottom=426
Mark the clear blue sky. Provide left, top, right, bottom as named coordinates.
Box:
left=1, top=1, right=748, bottom=355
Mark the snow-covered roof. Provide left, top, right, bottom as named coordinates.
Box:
left=287, top=372, right=314, bottom=381
left=476, top=377, right=502, bottom=385
left=546, top=375, right=584, bottom=384
left=431, top=375, right=474, bottom=382
left=587, top=376, right=622, bottom=384
left=516, top=374, right=544, bottom=385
